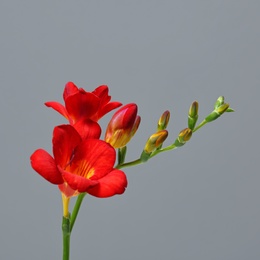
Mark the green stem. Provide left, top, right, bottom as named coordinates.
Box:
left=116, top=158, right=143, bottom=169
left=151, top=144, right=177, bottom=156
left=116, top=119, right=210, bottom=170
left=193, top=119, right=207, bottom=132
left=62, top=216, right=71, bottom=260
left=116, top=145, right=178, bottom=169
left=70, top=193, right=86, bottom=232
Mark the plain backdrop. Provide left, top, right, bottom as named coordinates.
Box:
left=1, top=1, right=259, bottom=259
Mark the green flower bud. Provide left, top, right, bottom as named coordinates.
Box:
left=205, top=103, right=229, bottom=122
left=157, top=110, right=170, bottom=131
left=174, top=128, right=192, bottom=147
left=188, top=101, right=199, bottom=130
left=144, top=130, right=168, bottom=154
left=214, top=96, right=225, bottom=109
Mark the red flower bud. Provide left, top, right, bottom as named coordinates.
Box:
left=105, top=103, right=141, bottom=148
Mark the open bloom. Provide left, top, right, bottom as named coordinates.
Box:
left=45, top=82, right=122, bottom=139
left=105, top=103, right=141, bottom=148
left=30, top=125, right=127, bottom=198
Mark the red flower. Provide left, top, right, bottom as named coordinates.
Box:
left=30, top=125, right=127, bottom=198
left=45, top=82, right=122, bottom=139
left=105, top=103, right=141, bottom=148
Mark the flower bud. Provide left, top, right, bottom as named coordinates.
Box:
left=140, top=130, right=168, bottom=162
left=157, top=110, right=170, bottom=131
left=205, top=103, right=229, bottom=122
left=105, top=103, right=141, bottom=148
left=144, top=130, right=168, bottom=154
left=188, top=101, right=199, bottom=130
left=214, top=96, right=225, bottom=109
left=174, top=128, right=192, bottom=147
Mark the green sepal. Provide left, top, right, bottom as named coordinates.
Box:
left=226, top=107, right=235, bottom=112
left=140, top=150, right=151, bottom=162
left=205, top=103, right=229, bottom=122
left=205, top=111, right=221, bottom=122
left=118, top=146, right=127, bottom=165
left=188, top=115, right=198, bottom=130
left=173, top=138, right=185, bottom=147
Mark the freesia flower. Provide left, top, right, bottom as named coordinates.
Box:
left=30, top=124, right=127, bottom=198
left=45, top=82, right=122, bottom=139
left=105, top=103, right=141, bottom=148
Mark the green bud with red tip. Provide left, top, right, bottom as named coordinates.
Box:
left=105, top=103, right=141, bottom=148
left=157, top=110, right=170, bottom=131
left=188, top=101, right=199, bottom=130
left=140, top=130, right=168, bottom=162
left=144, top=130, right=168, bottom=153
left=174, top=128, right=192, bottom=147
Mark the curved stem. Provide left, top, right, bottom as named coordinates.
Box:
left=70, top=193, right=86, bottom=232
left=116, top=158, right=143, bottom=169
left=193, top=119, right=207, bottom=132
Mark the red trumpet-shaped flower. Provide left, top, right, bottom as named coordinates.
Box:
left=45, top=82, right=122, bottom=139
left=105, top=103, right=141, bottom=148
left=30, top=125, right=127, bottom=198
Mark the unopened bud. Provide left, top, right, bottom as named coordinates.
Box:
left=157, top=110, right=170, bottom=131
left=105, top=103, right=141, bottom=148
left=174, top=128, right=192, bottom=147
left=214, top=96, right=225, bottom=109
left=188, top=101, right=199, bottom=130
left=144, top=130, right=168, bottom=154
left=205, top=103, right=229, bottom=122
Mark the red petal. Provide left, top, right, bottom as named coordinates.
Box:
left=91, top=85, right=122, bottom=121
left=65, top=91, right=100, bottom=123
left=121, top=103, right=138, bottom=128
left=58, top=183, right=78, bottom=197
left=63, top=82, right=79, bottom=101
left=30, top=149, right=63, bottom=184
left=92, top=85, right=110, bottom=102
left=52, top=125, right=82, bottom=168
left=73, top=119, right=101, bottom=140
left=69, top=139, right=116, bottom=179
left=45, top=101, right=69, bottom=120
left=87, top=169, right=127, bottom=198
left=61, top=169, right=99, bottom=193
left=93, top=101, right=122, bottom=121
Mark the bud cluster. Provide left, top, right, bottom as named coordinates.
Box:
left=113, top=96, right=233, bottom=167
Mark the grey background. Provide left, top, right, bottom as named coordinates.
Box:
left=1, top=0, right=259, bottom=259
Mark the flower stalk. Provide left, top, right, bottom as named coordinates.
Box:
left=30, top=82, right=234, bottom=259
left=62, top=216, right=71, bottom=260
